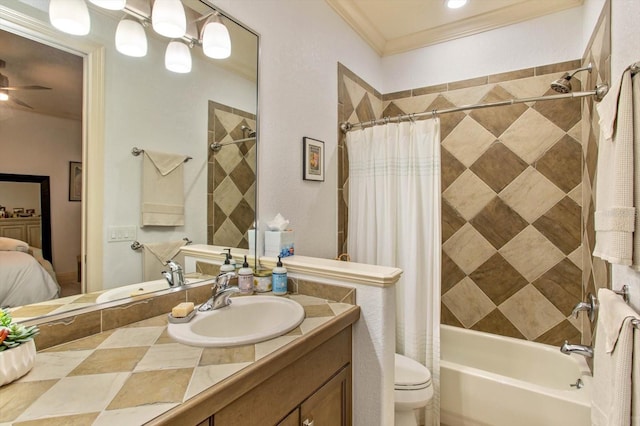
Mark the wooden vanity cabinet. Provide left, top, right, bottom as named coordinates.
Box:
left=213, top=327, right=352, bottom=426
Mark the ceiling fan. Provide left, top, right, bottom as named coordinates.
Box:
left=0, top=59, right=52, bottom=109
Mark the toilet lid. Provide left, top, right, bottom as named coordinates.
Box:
left=394, top=353, right=432, bottom=390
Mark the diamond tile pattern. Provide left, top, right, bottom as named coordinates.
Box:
left=338, top=60, right=585, bottom=343
left=208, top=102, right=256, bottom=250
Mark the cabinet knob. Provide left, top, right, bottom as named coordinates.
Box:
left=303, top=419, right=314, bottom=426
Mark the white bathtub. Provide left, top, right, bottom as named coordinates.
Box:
left=440, top=324, right=592, bottom=426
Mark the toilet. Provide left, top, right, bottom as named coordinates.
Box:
left=394, top=353, right=433, bottom=426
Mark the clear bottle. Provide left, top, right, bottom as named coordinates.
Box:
left=238, top=255, right=254, bottom=294
left=272, top=256, right=288, bottom=295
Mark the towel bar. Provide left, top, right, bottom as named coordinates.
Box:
left=131, top=147, right=192, bottom=162
left=613, top=285, right=640, bottom=329
left=131, top=237, right=192, bottom=251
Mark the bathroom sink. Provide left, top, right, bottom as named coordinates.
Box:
left=96, top=278, right=204, bottom=303
left=167, top=295, right=305, bottom=347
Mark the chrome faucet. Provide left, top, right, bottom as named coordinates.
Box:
left=162, top=260, right=185, bottom=287
left=561, top=340, right=593, bottom=358
left=198, top=271, right=240, bottom=312
left=571, top=293, right=598, bottom=323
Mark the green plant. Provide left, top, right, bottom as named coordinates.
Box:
left=0, top=309, right=39, bottom=352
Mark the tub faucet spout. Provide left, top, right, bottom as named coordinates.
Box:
left=560, top=341, right=593, bottom=358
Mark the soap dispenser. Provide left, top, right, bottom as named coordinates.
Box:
left=238, top=255, right=254, bottom=294
left=224, top=248, right=237, bottom=269
left=220, top=253, right=235, bottom=273
left=272, top=256, right=288, bottom=295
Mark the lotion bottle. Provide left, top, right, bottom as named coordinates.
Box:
left=224, top=248, right=237, bottom=269
left=272, top=256, right=288, bottom=295
left=238, top=255, right=254, bottom=294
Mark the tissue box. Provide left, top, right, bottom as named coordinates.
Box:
left=247, top=229, right=256, bottom=252
left=265, top=230, right=294, bottom=258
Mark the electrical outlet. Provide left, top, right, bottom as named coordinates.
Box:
left=107, top=226, right=137, bottom=242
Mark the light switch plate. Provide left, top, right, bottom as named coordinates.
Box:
left=107, top=226, right=137, bottom=242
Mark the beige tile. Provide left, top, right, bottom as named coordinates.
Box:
left=213, top=177, right=243, bottom=216
left=18, top=350, right=93, bottom=382
left=304, top=304, right=336, bottom=318
left=17, top=373, right=129, bottom=421
left=199, top=345, right=255, bottom=365
left=93, top=403, right=179, bottom=426
left=255, top=335, right=299, bottom=360
left=14, top=412, right=100, bottom=426
left=43, top=330, right=115, bottom=353
left=444, top=83, right=492, bottom=107
left=442, top=116, right=496, bottom=167
left=329, top=302, right=355, bottom=316
left=106, top=369, right=193, bottom=410
left=568, top=183, right=582, bottom=206
left=442, top=223, right=496, bottom=274
left=568, top=247, right=583, bottom=269
left=134, top=343, right=202, bottom=372
left=499, top=226, right=565, bottom=282
left=499, top=167, right=565, bottom=223
left=499, top=285, right=566, bottom=340
left=501, top=109, right=565, bottom=163
left=343, top=75, right=369, bottom=111
left=498, top=74, right=553, bottom=99
left=69, top=347, right=149, bottom=376
left=185, top=363, right=251, bottom=400
left=97, top=327, right=165, bottom=349
left=390, top=93, right=439, bottom=117
left=299, top=316, right=333, bottom=335
left=0, top=380, right=58, bottom=423
left=442, top=277, right=495, bottom=328
left=34, top=311, right=102, bottom=351
left=442, top=170, right=496, bottom=221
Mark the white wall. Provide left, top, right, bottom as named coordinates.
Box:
left=380, top=7, right=584, bottom=93
left=0, top=109, right=81, bottom=275
left=209, top=0, right=383, bottom=260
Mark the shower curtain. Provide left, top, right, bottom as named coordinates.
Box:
left=346, top=118, right=441, bottom=425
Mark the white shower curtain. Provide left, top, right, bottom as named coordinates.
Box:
left=346, top=119, right=441, bottom=425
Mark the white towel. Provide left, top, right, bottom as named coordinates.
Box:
left=592, top=288, right=640, bottom=426
left=142, top=240, right=186, bottom=281
left=141, top=150, right=188, bottom=227
left=593, top=68, right=640, bottom=268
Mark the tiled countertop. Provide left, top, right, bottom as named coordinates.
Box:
left=0, top=294, right=358, bottom=425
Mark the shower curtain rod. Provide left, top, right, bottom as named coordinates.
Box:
left=340, top=83, right=609, bottom=133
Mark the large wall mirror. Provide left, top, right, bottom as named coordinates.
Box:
left=0, top=0, right=258, bottom=318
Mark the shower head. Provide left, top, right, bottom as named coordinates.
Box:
left=241, top=125, right=256, bottom=138
left=550, top=62, right=592, bottom=93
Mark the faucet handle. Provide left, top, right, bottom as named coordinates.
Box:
left=166, top=260, right=182, bottom=271
left=215, top=271, right=236, bottom=290
left=571, top=293, right=598, bottom=322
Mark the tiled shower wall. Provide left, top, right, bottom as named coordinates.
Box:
left=207, top=101, right=256, bottom=250
left=338, top=60, right=591, bottom=346
left=581, top=1, right=611, bottom=345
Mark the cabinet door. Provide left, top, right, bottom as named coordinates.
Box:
left=300, top=366, right=351, bottom=426
left=277, top=409, right=299, bottom=426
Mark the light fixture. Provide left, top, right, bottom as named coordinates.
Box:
left=152, top=0, right=187, bottom=38
left=88, top=0, right=125, bottom=10
left=202, top=14, right=231, bottom=59
left=165, top=41, right=192, bottom=73
left=0, top=91, right=8, bottom=102
left=49, top=0, right=91, bottom=35
left=116, top=19, right=148, bottom=57
left=446, top=0, right=467, bottom=9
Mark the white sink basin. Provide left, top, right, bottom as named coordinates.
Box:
left=96, top=278, right=204, bottom=303
left=167, top=295, right=305, bottom=347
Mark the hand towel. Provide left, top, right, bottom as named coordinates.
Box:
left=141, top=150, right=188, bottom=227
left=591, top=288, right=640, bottom=426
left=142, top=240, right=187, bottom=281
left=593, top=68, right=640, bottom=268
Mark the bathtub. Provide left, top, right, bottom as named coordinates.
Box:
left=440, top=325, right=592, bottom=426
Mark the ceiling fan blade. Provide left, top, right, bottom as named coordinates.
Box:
left=10, top=97, right=33, bottom=109
left=3, top=85, right=52, bottom=91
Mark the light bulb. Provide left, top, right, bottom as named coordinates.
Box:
left=446, top=0, right=467, bottom=9
left=152, top=0, right=186, bottom=38
left=49, top=0, right=91, bottom=36
left=202, top=17, right=231, bottom=59
left=116, top=19, right=148, bottom=57
left=165, top=41, right=192, bottom=73
left=0, top=91, right=8, bottom=101
left=88, top=0, right=126, bottom=10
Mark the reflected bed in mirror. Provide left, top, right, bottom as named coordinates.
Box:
left=0, top=0, right=259, bottom=323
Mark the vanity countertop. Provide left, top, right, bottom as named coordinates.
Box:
left=0, top=294, right=359, bottom=425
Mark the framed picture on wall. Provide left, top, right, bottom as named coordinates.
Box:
left=303, top=137, right=324, bottom=182
left=69, top=161, right=82, bottom=201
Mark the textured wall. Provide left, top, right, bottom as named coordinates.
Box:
left=207, top=101, right=256, bottom=250
left=338, top=60, right=587, bottom=345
